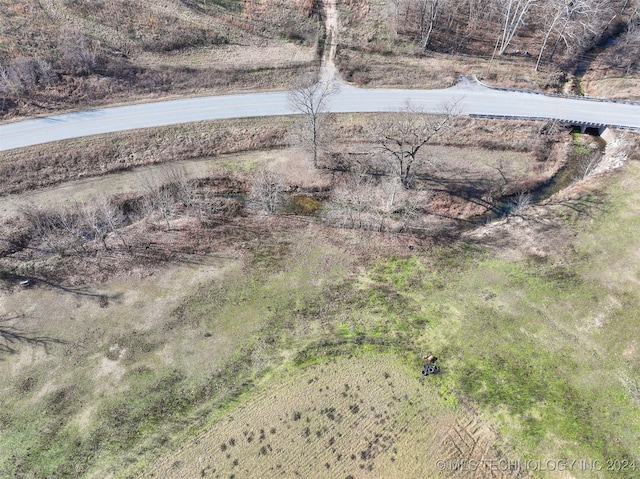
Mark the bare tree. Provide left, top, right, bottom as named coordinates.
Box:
left=9, top=57, right=40, bottom=94
left=507, top=191, right=533, bottom=217
left=325, top=160, right=373, bottom=229
left=82, top=201, right=110, bottom=251
left=0, top=64, right=11, bottom=110
left=56, top=204, right=88, bottom=254
left=495, top=0, right=538, bottom=56
left=26, top=207, right=64, bottom=253
left=571, top=149, right=603, bottom=182
left=19, top=196, right=131, bottom=257
left=249, top=169, right=286, bottom=214
left=159, top=163, right=200, bottom=218
left=19, top=203, right=85, bottom=255
left=325, top=167, right=426, bottom=232
left=421, top=0, right=441, bottom=51
left=377, top=102, right=454, bottom=188
left=287, top=72, right=340, bottom=168
left=97, top=198, right=128, bottom=249
left=0, top=56, right=54, bottom=112
left=58, top=29, right=101, bottom=74
left=535, top=0, right=607, bottom=70
left=139, top=169, right=177, bottom=230
left=0, top=63, right=21, bottom=111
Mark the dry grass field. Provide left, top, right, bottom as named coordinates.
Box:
left=142, top=354, right=517, bottom=479
left=1, top=0, right=639, bottom=475
left=2, top=111, right=638, bottom=478
left=0, top=0, right=318, bottom=118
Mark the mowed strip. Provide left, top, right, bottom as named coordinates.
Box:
left=141, top=353, right=516, bottom=479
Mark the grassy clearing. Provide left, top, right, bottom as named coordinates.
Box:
left=143, top=352, right=477, bottom=479
left=344, top=168, right=640, bottom=473
left=335, top=206, right=640, bottom=474
left=0, top=226, right=353, bottom=477
left=135, top=160, right=640, bottom=478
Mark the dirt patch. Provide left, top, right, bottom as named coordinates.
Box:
left=465, top=210, right=575, bottom=262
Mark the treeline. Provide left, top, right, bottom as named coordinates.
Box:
left=394, top=0, right=640, bottom=71
left=13, top=166, right=240, bottom=259
left=0, top=28, right=123, bottom=113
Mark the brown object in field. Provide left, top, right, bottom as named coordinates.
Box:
left=423, top=354, right=437, bottom=363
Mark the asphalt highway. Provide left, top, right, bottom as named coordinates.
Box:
left=1, top=78, right=639, bottom=152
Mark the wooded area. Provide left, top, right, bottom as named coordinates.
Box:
left=391, top=0, right=639, bottom=71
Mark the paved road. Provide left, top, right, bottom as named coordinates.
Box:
left=1, top=78, right=639, bottom=152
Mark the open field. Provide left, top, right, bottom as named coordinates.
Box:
left=143, top=353, right=514, bottom=479
left=0, top=219, right=360, bottom=477
left=136, top=152, right=640, bottom=479
left=1, top=108, right=639, bottom=477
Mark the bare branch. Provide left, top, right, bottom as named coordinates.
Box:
left=288, top=72, right=340, bottom=168
left=248, top=169, right=286, bottom=214
left=376, top=101, right=454, bottom=188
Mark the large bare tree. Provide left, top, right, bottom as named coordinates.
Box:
left=420, top=0, right=441, bottom=51
left=377, top=102, right=454, bottom=188
left=287, top=72, right=340, bottom=168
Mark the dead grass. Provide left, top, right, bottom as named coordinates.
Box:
left=581, top=76, right=640, bottom=101
left=142, top=353, right=515, bottom=479
left=336, top=47, right=552, bottom=91
left=0, top=116, right=293, bottom=196
left=0, top=0, right=318, bottom=119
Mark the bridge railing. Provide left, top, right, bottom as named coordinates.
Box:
left=470, top=76, right=640, bottom=107
left=468, top=113, right=640, bottom=132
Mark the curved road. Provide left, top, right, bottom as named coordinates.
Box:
left=1, top=78, right=639, bottom=152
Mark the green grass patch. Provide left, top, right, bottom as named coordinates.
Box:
left=314, top=191, right=640, bottom=472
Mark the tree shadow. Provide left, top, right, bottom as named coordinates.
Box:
left=2, top=272, right=123, bottom=303
left=0, top=315, right=66, bottom=359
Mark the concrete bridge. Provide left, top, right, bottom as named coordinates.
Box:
left=567, top=123, right=607, bottom=136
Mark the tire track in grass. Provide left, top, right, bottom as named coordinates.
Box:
left=436, top=416, right=526, bottom=478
